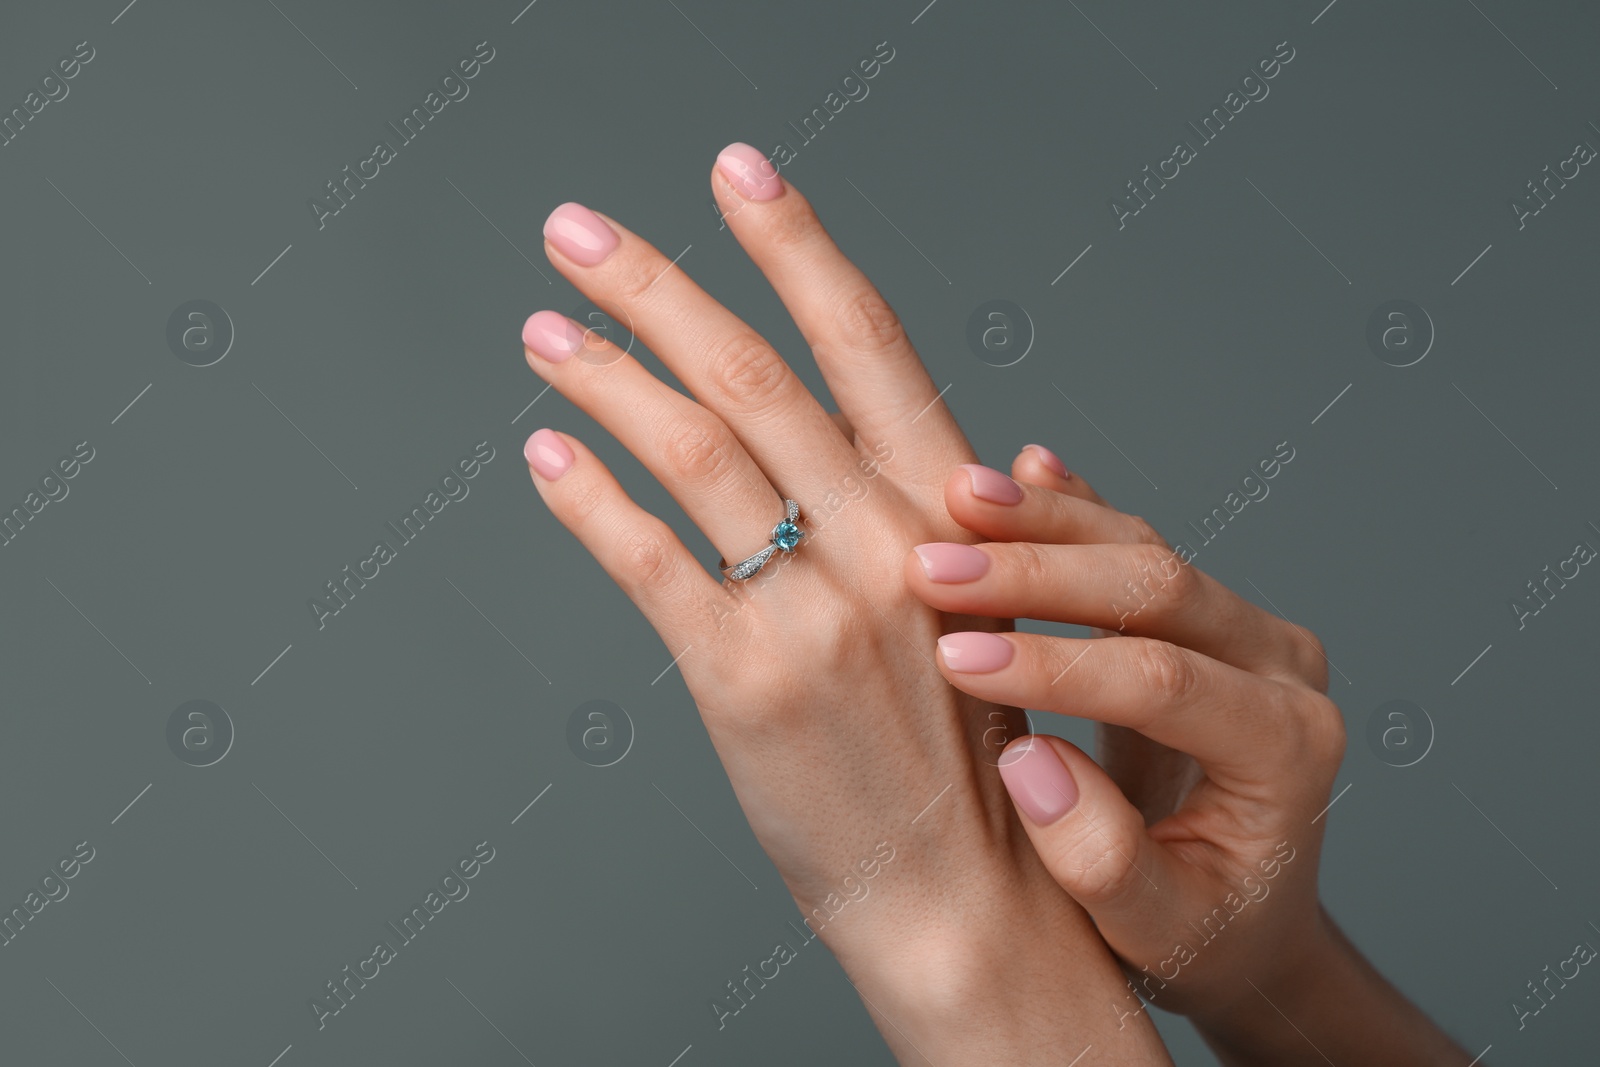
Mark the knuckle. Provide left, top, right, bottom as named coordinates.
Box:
left=660, top=415, right=735, bottom=485
left=705, top=332, right=792, bottom=412
left=762, top=194, right=824, bottom=251
left=619, top=522, right=675, bottom=589
left=734, top=605, right=881, bottom=722
left=562, top=474, right=608, bottom=530
left=1289, top=623, right=1331, bottom=691
left=1125, top=514, right=1169, bottom=547
left=1298, top=691, right=1348, bottom=764
left=1126, top=638, right=1199, bottom=706
left=1007, top=542, right=1054, bottom=589
left=606, top=253, right=665, bottom=305
left=832, top=288, right=907, bottom=353
left=1056, top=825, right=1145, bottom=907
left=715, top=653, right=812, bottom=734
left=797, top=599, right=877, bottom=666
left=1132, top=543, right=1194, bottom=607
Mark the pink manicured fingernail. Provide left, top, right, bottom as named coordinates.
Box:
left=1025, top=443, right=1070, bottom=480
left=524, top=428, right=574, bottom=480
left=522, top=310, right=585, bottom=363
left=913, top=542, right=990, bottom=583
left=716, top=142, right=783, bottom=201
left=937, top=631, right=1014, bottom=673
left=961, top=464, right=1024, bottom=505
left=543, top=202, right=619, bottom=266
left=999, top=737, right=1079, bottom=825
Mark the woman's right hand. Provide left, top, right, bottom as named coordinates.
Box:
left=905, top=446, right=1474, bottom=1065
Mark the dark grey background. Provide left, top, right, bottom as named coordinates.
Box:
left=2, top=0, right=1595, bottom=1063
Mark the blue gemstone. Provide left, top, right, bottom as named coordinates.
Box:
left=773, top=521, right=802, bottom=551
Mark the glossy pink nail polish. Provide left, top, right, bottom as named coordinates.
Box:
left=913, top=542, right=990, bottom=583
left=999, top=737, right=1079, bottom=825
left=1025, top=443, right=1070, bottom=480
left=543, top=202, right=619, bottom=266
left=716, top=142, right=783, bottom=201
left=525, top=428, right=574, bottom=480
left=961, top=464, right=1024, bottom=505
left=522, top=310, right=584, bottom=363
left=936, top=631, right=1014, bottom=673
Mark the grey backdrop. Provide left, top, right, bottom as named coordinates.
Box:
left=2, top=0, right=1596, bottom=1063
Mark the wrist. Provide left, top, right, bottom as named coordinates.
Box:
left=1190, top=904, right=1345, bottom=1064
left=856, top=918, right=1174, bottom=1066
left=1194, top=905, right=1471, bottom=1067
left=821, top=856, right=1175, bottom=1065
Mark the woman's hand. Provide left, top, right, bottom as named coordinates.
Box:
left=518, top=146, right=1174, bottom=1064
left=905, top=448, right=1473, bottom=1065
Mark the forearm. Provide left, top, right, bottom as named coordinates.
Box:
left=1197, top=906, right=1472, bottom=1067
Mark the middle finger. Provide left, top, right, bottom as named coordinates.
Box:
left=934, top=630, right=1340, bottom=796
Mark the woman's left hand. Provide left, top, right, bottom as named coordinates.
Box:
left=904, top=451, right=1472, bottom=1063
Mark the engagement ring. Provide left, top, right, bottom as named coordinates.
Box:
left=721, top=499, right=804, bottom=580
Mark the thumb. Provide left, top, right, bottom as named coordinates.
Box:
left=998, top=734, right=1175, bottom=932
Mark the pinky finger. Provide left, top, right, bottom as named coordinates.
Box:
left=1012, top=443, right=1108, bottom=506
left=524, top=428, right=725, bottom=640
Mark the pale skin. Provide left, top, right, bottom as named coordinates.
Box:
left=909, top=450, right=1478, bottom=1064
left=518, top=144, right=1468, bottom=1063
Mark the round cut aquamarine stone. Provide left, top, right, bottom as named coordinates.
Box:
left=772, top=520, right=802, bottom=551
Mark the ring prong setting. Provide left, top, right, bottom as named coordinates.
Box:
left=723, top=499, right=804, bottom=580
left=772, top=519, right=803, bottom=552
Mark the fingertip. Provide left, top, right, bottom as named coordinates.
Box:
left=936, top=630, right=1015, bottom=673
left=942, top=463, right=970, bottom=504
left=957, top=463, right=1025, bottom=505
left=942, top=464, right=1023, bottom=539
left=997, top=734, right=1080, bottom=825
left=524, top=428, right=575, bottom=481
left=542, top=202, right=619, bottom=267
left=1026, top=444, right=1070, bottom=479
left=901, top=543, right=930, bottom=589
left=522, top=310, right=583, bottom=364
left=910, top=542, right=991, bottom=584
left=1013, top=444, right=1072, bottom=489
left=714, top=141, right=785, bottom=203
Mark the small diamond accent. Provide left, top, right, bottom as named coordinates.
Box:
left=727, top=545, right=776, bottom=580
